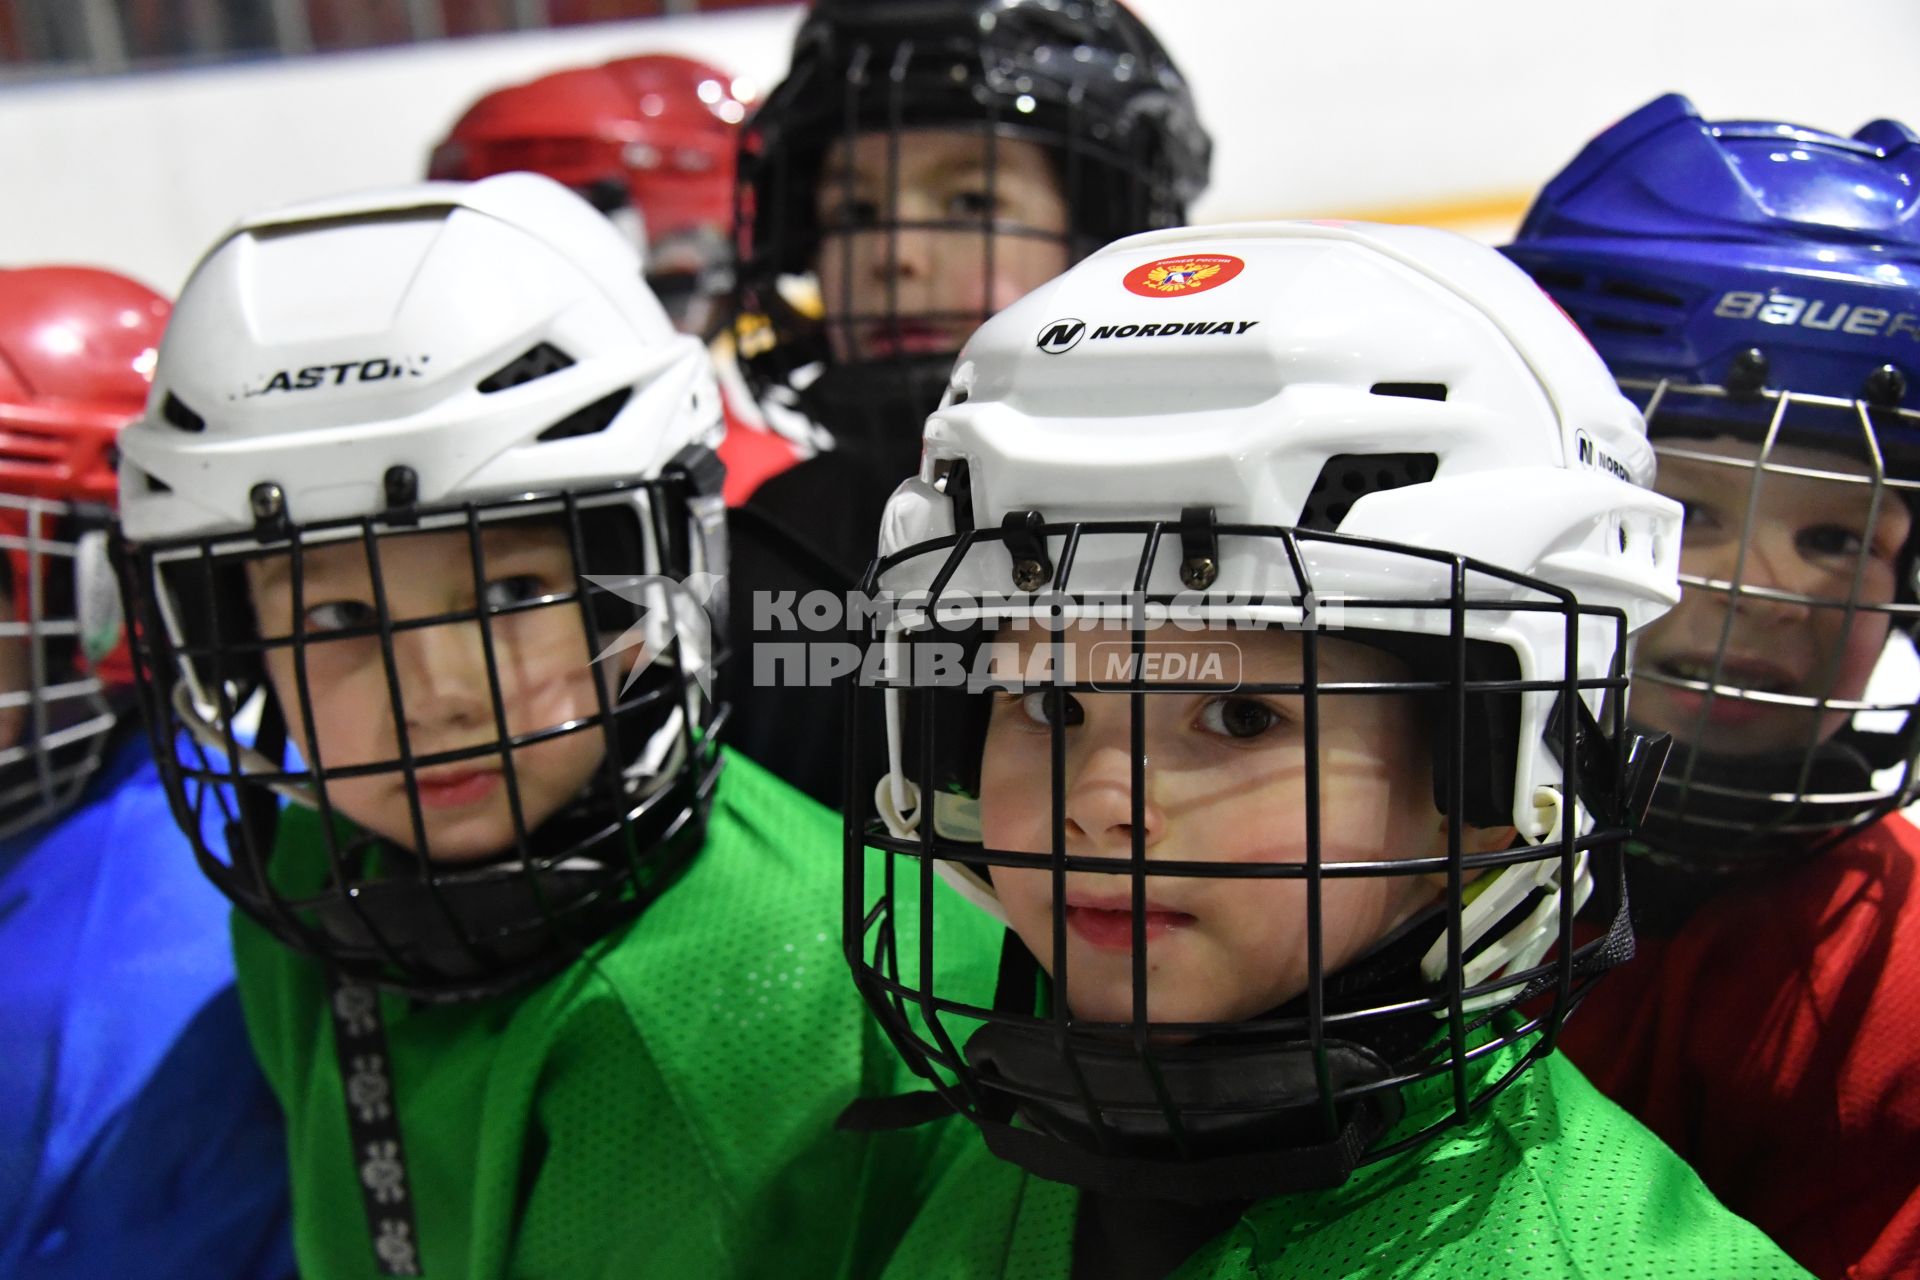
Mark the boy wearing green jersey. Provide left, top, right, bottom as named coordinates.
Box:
left=112, top=174, right=985, bottom=1279
left=840, top=220, right=1813, bottom=1278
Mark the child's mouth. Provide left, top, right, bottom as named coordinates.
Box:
left=413, top=768, right=502, bottom=810
left=1065, top=904, right=1197, bottom=951
left=1648, top=653, right=1808, bottom=730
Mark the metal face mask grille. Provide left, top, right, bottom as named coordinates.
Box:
left=1626, top=377, right=1920, bottom=864
left=733, top=11, right=1196, bottom=461
left=0, top=493, right=116, bottom=839
left=844, top=517, right=1649, bottom=1199
left=116, top=479, right=724, bottom=1003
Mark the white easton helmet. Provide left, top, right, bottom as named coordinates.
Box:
left=116, top=173, right=728, bottom=1001
left=843, top=220, right=1683, bottom=1196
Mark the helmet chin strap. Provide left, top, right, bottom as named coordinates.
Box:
left=1417, top=786, right=1593, bottom=1013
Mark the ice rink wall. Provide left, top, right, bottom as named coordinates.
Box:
left=3, top=0, right=1918, bottom=294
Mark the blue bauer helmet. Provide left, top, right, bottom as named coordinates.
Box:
left=1505, top=92, right=1920, bottom=871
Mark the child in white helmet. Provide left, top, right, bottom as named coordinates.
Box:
left=112, top=174, right=989, bottom=1280
left=841, top=221, right=1810, bottom=1278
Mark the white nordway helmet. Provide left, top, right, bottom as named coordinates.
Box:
left=845, top=220, right=1683, bottom=1196
left=116, top=173, right=727, bottom=1001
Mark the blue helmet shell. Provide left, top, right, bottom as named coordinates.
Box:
left=1503, top=93, right=1920, bottom=417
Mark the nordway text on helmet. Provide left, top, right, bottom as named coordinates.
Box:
left=1035, top=318, right=1258, bottom=354
left=1713, top=291, right=1920, bottom=341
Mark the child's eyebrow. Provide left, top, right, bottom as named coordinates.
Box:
left=247, top=554, right=292, bottom=592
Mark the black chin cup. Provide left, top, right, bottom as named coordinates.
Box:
left=299, top=849, right=639, bottom=1003
left=794, top=356, right=956, bottom=476
left=1635, top=733, right=1888, bottom=873
left=960, top=1020, right=1405, bottom=1203
left=226, top=670, right=713, bottom=1004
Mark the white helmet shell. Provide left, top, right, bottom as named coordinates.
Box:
left=873, top=221, right=1684, bottom=983
left=120, top=173, right=721, bottom=540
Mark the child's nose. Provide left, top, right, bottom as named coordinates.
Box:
left=1062, top=737, right=1167, bottom=856
left=863, top=223, right=935, bottom=286
left=1720, top=530, right=1820, bottom=624
left=392, top=621, right=491, bottom=736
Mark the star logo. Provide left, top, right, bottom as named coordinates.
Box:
left=581, top=572, right=724, bottom=701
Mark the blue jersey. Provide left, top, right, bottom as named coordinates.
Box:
left=0, top=728, right=293, bottom=1280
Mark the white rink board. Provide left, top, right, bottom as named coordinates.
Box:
left=1, top=0, right=1917, bottom=292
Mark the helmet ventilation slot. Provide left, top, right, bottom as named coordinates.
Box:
left=1369, top=382, right=1448, bottom=402
left=536, top=387, right=632, bottom=442
left=1299, top=452, right=1439, bottom=533
left=161, top=393, right=206, bottom=433
left=478, top=342, right=576, bottom=394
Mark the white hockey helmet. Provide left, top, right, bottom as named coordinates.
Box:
left=845, top=220, right=1682, bottom=1196
left=116, top=173, right=727, bottom=1001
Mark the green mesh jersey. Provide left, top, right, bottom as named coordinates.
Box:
left=232, top=749, right=996, bottom=1280
left=875, top=1033, right=1813, bottom=1280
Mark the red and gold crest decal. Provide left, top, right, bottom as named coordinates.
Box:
left=1123, top=253, right=1245, bottom=298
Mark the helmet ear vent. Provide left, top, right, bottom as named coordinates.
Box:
left=160, top=393, right=206, bottom=433
left=537, top=387, right=632, bottom=443
left=1600, top=279, right=1686, bottom=308
left=478, top=342, right=576, bottom=394
left=1369, top=382, right=1448, bottom=402
left=1299, top=452, right=1439, bottom=533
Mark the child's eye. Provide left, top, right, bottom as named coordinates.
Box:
left=482, top=575, right=557, bottom=611
left=1015, top=688, right=1082, bottom=730
left=302, top=600, right=376, bottom=634
left=821, top=198, right=880, bottom=230
left=948, top=190, right=999, bottom=221
left=1198, top=696, right=1279, bottom=740
left=1797, top=525, right=1867, bottom=559
left=1678, top=500, right=1718, bottom=532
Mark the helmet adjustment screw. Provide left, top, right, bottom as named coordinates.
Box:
left=1726, top=347, right=1770, bottom=399
left=1177, top=505, right=1220, bottom=591
left=383, top=465, right=420, bottom=522
left=1864, top=364, right=1907, bottom=409
left=1180, top=556, right=1218, bottom=590
left=1012, top=559, right=1050, bottom=592
left=1001, top=509, right=1054, bottom=593
left=248, top=482, right=288, bottom=537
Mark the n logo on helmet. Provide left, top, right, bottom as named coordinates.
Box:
left=1035, top=319, right=1087, bottom=355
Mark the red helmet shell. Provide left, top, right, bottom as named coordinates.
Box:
left=0, top=266, right=167, bottom=688
left=429, top=55, right=750, bottom=248
left=0, top=266, right=166, bottom=505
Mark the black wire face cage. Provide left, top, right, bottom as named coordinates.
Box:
left=844, top=516, right=1666, bottom=1200
left=733, top=0, right=1208, bottom=462
left=116, top=478, right=725, bottom=1003
left=1624, top=375, right=1920, bottom=867
left=0, top=494, right=118, bottom=840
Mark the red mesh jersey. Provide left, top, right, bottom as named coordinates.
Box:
left=1561, top=815, right=1920, bottom=1280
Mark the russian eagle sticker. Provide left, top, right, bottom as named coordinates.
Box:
left=1123, top=253, right=1245, bottom=298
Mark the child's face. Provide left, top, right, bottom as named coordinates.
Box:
left=978, top=627, right=1511, bottom=1026
left=1633, top=435, right=1911, bottom=757
left=813, top=128, right=1071, bottom=363
left=246, top=523, right=607, bottom=863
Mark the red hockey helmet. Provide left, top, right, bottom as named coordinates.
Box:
left=428, top=55, right=751, bottom=332
left=0, top=266, right=166, bottom=833
left=595, top=53, right=748, bottom=248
